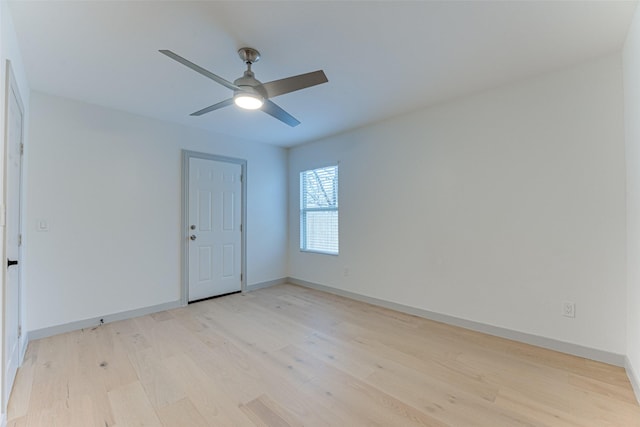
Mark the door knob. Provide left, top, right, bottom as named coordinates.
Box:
left=7, top=259, right=18, bottom=267
left=190, top=235, right=197, bottom=241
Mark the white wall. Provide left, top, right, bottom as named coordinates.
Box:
left=0, top=3, right=29, bottom=114
left=24, top=91, right=287, bottom=333
left=624, top=2, right=640, bottom=401
left=289, top=54, right=627, bottom=355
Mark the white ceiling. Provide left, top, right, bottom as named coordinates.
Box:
left=8, top=1, right=637, bottom=147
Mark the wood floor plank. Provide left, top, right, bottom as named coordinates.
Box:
left=239, top=394, right=303, bottom=427
left=91, top=323, right=139, bottom=393
left=161, top=351, right=255, bottom=426
left=6, top=416, right=27, bottom=427
left=127, top=346, right=186, bottom=409
left=278, top=345, right=451, bottom=427
left=107, top=381, right=163, bottom=426
left=182, top=338, right=267, bottom=404
left=297, top=329, right=500, bottom=402
left=568, top=372, right=639, bottom=404
left=63, top=328, right=117, bottom=426
left=156, top=398, right=210, bottom=427
left=232, top=342, right=352, bottom=426
left=494, top=385, right=618, bottom=427
left=7, top=284, right=640, bottom=426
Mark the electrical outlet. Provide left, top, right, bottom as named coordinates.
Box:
left=562, top=302, right=575, bottom=318
left=343, top=267, right=349, bottom=277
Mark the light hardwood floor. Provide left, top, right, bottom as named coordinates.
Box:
left=7, top=284, right=640, bottom=426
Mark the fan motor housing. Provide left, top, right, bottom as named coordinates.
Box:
left=234, top=85, right=265, bottom=100
left=234, top=71, right=266, bottom=98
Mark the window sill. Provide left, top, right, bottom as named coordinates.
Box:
left=300, top=249, right=339, bottom=256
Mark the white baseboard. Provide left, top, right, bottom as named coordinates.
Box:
left=288, top=277, right=625, bottom=368
left=626, top=356, right=640, bottom=404
left=26, top=300, right=183, bottom=342
left=246, top=277, right=288, bottom=292
left=26, top=279, right=289, bottom=343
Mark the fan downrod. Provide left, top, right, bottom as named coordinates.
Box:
left=238, top=47, right=260, bottom=64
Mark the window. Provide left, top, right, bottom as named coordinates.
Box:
left=300, top=165, right=339, bottom=254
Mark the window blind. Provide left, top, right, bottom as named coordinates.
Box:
left=300, top=165, right=339, bottom=254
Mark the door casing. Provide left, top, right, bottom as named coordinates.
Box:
left=182, top=150, right=247, bottom=305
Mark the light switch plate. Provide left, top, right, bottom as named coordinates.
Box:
left=36, top=219, right=49, bottom=232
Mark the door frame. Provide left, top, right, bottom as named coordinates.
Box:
left=181, top=150, right=247, bottom=305
left=2, top=60, right=24, bottom=412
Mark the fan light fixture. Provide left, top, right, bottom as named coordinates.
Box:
left=234, top=93, right=263, bottom=110
left=159, top=47, right=328, bottom=127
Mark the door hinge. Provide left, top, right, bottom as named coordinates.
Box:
left=20, top=143, right=24, bottom=155
left=18, top=234, right=22, bottom=246
left=240, top=273, right=243, bottom=282
left=18, top=325, right=21, bottom=338
left=240, top=224, right=242, bottom=232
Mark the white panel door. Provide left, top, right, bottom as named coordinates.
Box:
left=3, top=64, right=23, bottom=410
left=188, top=158, right=242, bottom=301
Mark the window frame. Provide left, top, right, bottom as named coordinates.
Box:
left=299, top=164, right=339, bottom=255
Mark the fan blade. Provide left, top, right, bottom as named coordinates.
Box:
left=261, top=100, right=301, bottom=127
left=160, top=50, right=240, bottom=91
left=261, top=70, right=328, bottom=99
left=190, top=98, right=235, bottom=116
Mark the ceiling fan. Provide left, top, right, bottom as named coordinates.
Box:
left=160, top=47, right=328, bottom=127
